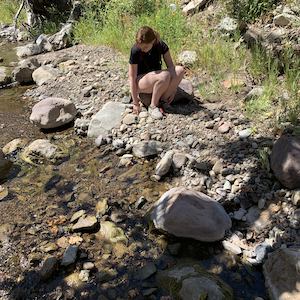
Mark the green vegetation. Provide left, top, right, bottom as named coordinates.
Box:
left=0, top=0, right=26, bottom=25
left=1, top=0, right=300, bottom=132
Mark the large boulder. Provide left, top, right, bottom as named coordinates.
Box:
left=157, top=260, right=233, bottom=300
left=270, top=136, right=300, bottom=189
left=30, top=97, right=77, bottom=129
left=87, top=102, right=126, bottom=138
left=263, top=248, right=300, bottom=300
left=15, top=43, right=44, bottom=58
left=0, top=150, right=12, bottom=180
left=32, top=65, right=60, bottom=85
left=12, top=57, right=40, bottom=83
left=151, top=187, right=232, bottom=242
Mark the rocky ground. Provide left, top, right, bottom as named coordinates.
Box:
left=0, top=39, right=299, bottom=299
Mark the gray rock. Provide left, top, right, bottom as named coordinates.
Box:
left=172, top=153, right=187, bottom=169
left=254, top=242, right=272, bottom=262
left=2, top=139, right=26, bottom=155
left=0, top=150, right=12, bottom=180
left=39, top=256, right=57, bottom=281
left=182, top=0, right=208, bottom=14
left=30, top=98, right=77, bottom=129
left=61, top=245, right=78, bottom=266
left=112, top=139, right=124, bottom=149
left=138, top=262, right=157, bottom=280
left=274, top=13, right=295, bottom=26
left=263, top=248, right=300, bottom=300
left=151, top=187, right=232, bottom=242
left=87, top=102, right=126, bottom=137
left=238, top=128, right=251, bottom=139
left=12, top=57, right=40, bottom=83
left=132, top=141, right=162, bottom=158
left=156, top=150, right=174, bottom=177
left=179, top=276, right=227, bottom=300
left=32, top=65, right=60, bottom=85
left=15, top=43, right=44, bottom=58
left=271, top=136, right=300, bottom=189
left=245, top=87, right=264, bottom=100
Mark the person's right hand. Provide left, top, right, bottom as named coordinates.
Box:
left=133, top=103, right=141, bottom=115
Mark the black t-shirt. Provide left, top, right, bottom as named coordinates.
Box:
left=129, top=40, right=169, bottom=76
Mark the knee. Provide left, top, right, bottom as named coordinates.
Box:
left=176, top=66, right=185, bottom=79
left=158, top=71, right=171, bottom=83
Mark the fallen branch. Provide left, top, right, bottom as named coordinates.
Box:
left=14, top=0, right=25, bottom=36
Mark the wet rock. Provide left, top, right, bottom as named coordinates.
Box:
left=263, top=248, right=300, bottom=300
left=98, top=221, right=127, bottom=244
left=151, top=187, right=232, bottom=242
left=63, top=273, right=82, bottom=288
left=96, top=198, right=108, bottom=217
left=271, top=136, right=300, bottom=189
left=0, top=185, right=8, bottom=201
left=2, top=138, right=27, bottom=155
left=137, top=262, right=157, bottom=280
left=12, top=57, right=40, bottom=83
left=157, top=260, right=233, bottom=300
left=30, top=98, right=77, bottom=129
left=79, top=269, right=90, bottom=282
left=132, top=140, right=163, bottom=158
left=254, top=242, right=272, bottom=263
left=0, top=150, right=12, bottom=180
left=97, top=268, right=118, bottom=282
left=39, top=256, right=58, bottom=281
left=87, top=102, right=126, bottom=137
left=21, top=139, right=60, bottom=162
left=40, top=242, right=58, bottom=253
left=0, top=223, right=14, bottom=245
left=156, top=150, right=174, bottom=177
left=61, top=245, right=78, bottom=266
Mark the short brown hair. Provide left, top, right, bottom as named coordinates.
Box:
left=136, top=26, right=159, bottom=45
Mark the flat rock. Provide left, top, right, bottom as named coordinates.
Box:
left=87, top=102, right=126, bottom=137
left=32, top=65, right=60, bottom=85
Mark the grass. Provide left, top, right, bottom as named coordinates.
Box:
left=0, top=0, right=26, bottom=25
left=1, top=0, right=300, bottom=131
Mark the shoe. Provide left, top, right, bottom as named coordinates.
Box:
left=161, top=102, right=175, bottom=113
left=148, top=105, right=163, bottom=119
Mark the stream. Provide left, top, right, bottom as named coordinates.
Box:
left=0, top=42, right=269, bottom=300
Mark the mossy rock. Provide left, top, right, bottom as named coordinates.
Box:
left=98, top=221, right=128, bottom=245
left=156, top=259, right=233, bottom=300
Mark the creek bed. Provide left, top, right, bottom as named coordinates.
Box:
left=0, top=42, right=269, bottom=300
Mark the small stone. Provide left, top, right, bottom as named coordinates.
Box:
left=137, top=262, right=157, bottom=280
left=83, top=262, right=95, bottom=271
left=39, top=256, right=57, bottom=281
left=239, top=129, right=251, bottom=139
left=222, top=240, right=242, bottom=255
left=79, top=269, right=90, bottom=282
left=61, top=246, right=78, bottom=266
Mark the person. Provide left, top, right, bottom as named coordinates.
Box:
left=129, top=26, right=184, bottom=119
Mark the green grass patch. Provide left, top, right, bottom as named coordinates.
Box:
left=0, top=0, right=26, bottom=25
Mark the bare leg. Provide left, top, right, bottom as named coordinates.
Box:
left=160, top=66, right=184, bottom=102
left=137, top=70, right=171, bottom=106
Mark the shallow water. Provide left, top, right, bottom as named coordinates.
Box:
left=0, top=42, right=269, bottom=300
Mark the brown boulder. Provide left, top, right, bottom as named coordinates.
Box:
left=263, top=248, right=300, bottom=300
left=270, top=136, right=300, bottom=189
left=151, top=187, right=232, bottom=242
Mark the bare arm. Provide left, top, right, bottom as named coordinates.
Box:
left=128, top=63, right=141, bottom=114
left=163, top=50, right=174, bottom=69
